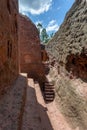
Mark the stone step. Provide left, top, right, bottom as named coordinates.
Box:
left=45, top=97, right=54, bottom=101
left=45, top=94, right=55, bottom=98
left=45, top=90, right=54, bottom=93
left=45, top=88, right=54, bottom=92
left=45, top=85, right=54, bottom=87
left=34, top=82, right=54, bottom=129
left=45, top=83, right=54, bottom=86
left=44, top=91, right=55, bottom=95
left=45, top=86, right=54, bottom=89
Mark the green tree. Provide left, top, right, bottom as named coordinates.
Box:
left=37, top=23, right=43, bottom=34
left=41, top=28, right=49, bottom=43
left=36, top=23, right=55, bottom=44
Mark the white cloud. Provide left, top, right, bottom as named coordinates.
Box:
left=19, top=0, right=52, bottom=15
left=46, top=20, right=59, bottom=32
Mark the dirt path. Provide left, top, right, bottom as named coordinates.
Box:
left=21, top=78, right=43, bottom=130
left=35, top=82, right=74, bottom=130
left=0, top=74, right=86, bottom=130
left=22, top=78, right=78, bottom=130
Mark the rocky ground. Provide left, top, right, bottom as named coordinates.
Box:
left=21, top=78, right=74, bottom=130
left=0, top=73, right=87, bottom=130
left=20, top=75, right=87, bottom=130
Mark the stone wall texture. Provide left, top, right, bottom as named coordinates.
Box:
left=0, top=0, right=19, bottom=96
left=47, top=0, right=87, bottom=62
left=19, top=14, right=45, bottom=81
left=47, top=0, right=87, bottom=80
left=46, top=1, right=87, bottom=129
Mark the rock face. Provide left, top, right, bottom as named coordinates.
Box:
left=47, top=0, right=87, bottom=80
left=46, top=0, right=87, bottom=129
left=19, top=14, right=45, bottom=81
left=0, top=0, right=19, bottom=96
left=41, top=44, right=49, bottom=62
left=66, top=49, right=87, bottom=80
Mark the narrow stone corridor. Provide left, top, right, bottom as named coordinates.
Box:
left=21, top=77, right=77, bottom=130
left=21, top=78, right=53, bottom=130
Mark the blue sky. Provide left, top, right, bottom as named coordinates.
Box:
left=19, top=0, right=75, bottom=34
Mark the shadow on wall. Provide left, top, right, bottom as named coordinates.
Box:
left=27, top=68, right=46, bottom=83
left=65, top=52, right=87, bottom=82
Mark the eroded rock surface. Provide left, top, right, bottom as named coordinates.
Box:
left=47, top=0, right=87, bottom=63
left=66, top=49, right=87, bottom=81
left=46, top=0, right=87, bottom=129
left=47, top=0, right=87, bottom=80
left=0, top=0, right=19, bottom=96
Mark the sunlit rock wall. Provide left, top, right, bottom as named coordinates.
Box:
left=19, top=14, right=45, bottom=81
left=0, top=0, right=19, bottom=96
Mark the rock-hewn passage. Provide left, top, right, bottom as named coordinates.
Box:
left=0, top=0, right=19, bottom=96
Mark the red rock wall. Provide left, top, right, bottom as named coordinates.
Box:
left=19, top=14, right=45, bottom=81
left=41, top=44, right=49, bottom=62
left=0, top=0, right=19, bottom=95
left=66, top=49, right=87, bottom=80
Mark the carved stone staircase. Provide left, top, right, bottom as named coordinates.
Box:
left=42, top=61, right=55, bottom=102
left=43, top=62, right=50, bottom=75
left=44, top=81, right=55, bottom=102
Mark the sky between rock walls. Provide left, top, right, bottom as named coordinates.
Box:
left=19, top=0, right=75, bottom=35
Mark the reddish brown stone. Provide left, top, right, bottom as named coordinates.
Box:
left=41, top=44, right=49, bottom=62
left=19, top=14, right=45, bottom=81
left=0, top=0, right=19, bottom=96
left=66, top=50, right=87, bottom=80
